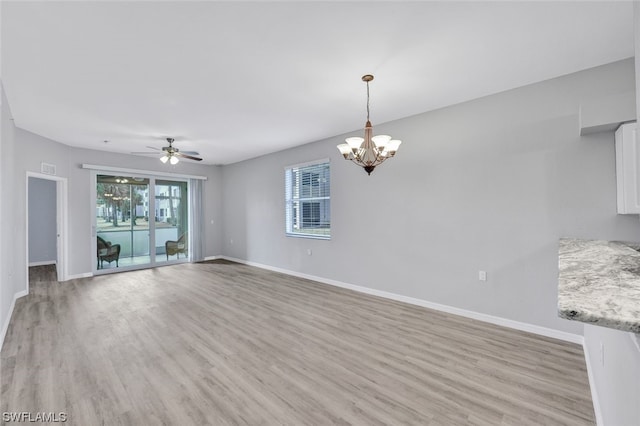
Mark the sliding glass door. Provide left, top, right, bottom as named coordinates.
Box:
left=155, top=180, right=188, bottom=263
left=95, top=174, right=189, bottom=273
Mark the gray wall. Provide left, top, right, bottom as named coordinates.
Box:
left=0, top=83, right=20, bottom=341
left=28, top=177, right=57, bottom=264
left=221, top=58, right=640, bottom=335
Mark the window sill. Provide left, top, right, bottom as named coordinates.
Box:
left=285, top=233, right=331, bottom=240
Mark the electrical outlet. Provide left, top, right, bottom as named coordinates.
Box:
left=478, top=270, right=487, bottom=281
left=230, top=239, right=234, bottom=245
left=307, top=249, right=312, bottom=256
left=600, top=342, right=605, bottom=366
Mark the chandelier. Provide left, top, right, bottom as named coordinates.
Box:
left=337, top=74, right=401, bottom=175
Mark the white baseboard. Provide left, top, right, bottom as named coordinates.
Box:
left=64, top=272, right=93, bottom=280
left=0, top=290, right=28, bottom=353
left=221, top=255, right=583, bottom=345
left=28, top=260, right=56, bottom=267
left=583, top=340, right=604, bottom=426
left=203, top=255, right=220, bottom=261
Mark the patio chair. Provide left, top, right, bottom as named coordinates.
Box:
left=97, top=235, right=121, bottom=269
left=165, top=233, right=187, bottom=260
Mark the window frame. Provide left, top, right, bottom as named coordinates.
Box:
left=284, top=159, right=331, bottom=240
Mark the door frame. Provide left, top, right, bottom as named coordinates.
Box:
left=92, top=170, right=155, bottom=274
left=91, top=171, right=191, bottom=275
left=25, top=172, right=69, bottom=288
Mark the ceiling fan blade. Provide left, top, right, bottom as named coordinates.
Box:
left=180, top=150, right=200, bottom=156
left=145, top=146, right=162, bottom=151
left=131, top=151, right=161, bottom=155
left=175, top=152, right=203, bottom=161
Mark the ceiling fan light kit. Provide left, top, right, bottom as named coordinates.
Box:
left=337, top=74, right=401, bottom=175
left=159, top=153, right=179, bottom=164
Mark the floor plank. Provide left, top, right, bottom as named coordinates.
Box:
left=0, top=262, right=595, bottom=425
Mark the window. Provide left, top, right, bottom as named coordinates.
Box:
left=285, top=160, right=330, bottom=239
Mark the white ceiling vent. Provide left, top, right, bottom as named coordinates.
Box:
left=40, top=162, right=57, bottom=176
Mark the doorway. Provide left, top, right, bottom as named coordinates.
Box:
left=26, top=172, right=68, bottom=288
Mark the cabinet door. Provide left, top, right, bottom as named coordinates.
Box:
left=615, top=122, right=640, bottom=214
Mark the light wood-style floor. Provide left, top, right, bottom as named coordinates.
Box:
left=1, top=262, right=594, bottom=425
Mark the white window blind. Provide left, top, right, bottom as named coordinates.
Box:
left=285, top=160, right=330, bottom=239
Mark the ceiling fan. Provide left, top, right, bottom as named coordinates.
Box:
left=132, top=138, right=203, bottom=164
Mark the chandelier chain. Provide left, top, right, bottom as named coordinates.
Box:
left=366, top=81, right=370, bottom=122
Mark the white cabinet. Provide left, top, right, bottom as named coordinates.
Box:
left=615, top=122, right=640, bottom=214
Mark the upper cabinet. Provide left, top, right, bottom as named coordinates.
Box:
left=616, top=122, right=640, bottom=214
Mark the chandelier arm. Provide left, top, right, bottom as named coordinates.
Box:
left=349, top=158, right=363, bottom=168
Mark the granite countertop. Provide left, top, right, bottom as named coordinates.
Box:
left=558, top=238, right=640, bottom=333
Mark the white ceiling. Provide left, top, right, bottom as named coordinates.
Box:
left=2, top=1, right=635, bottom=165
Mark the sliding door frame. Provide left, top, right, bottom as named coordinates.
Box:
left=91, top=170, right=191, bottom=275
